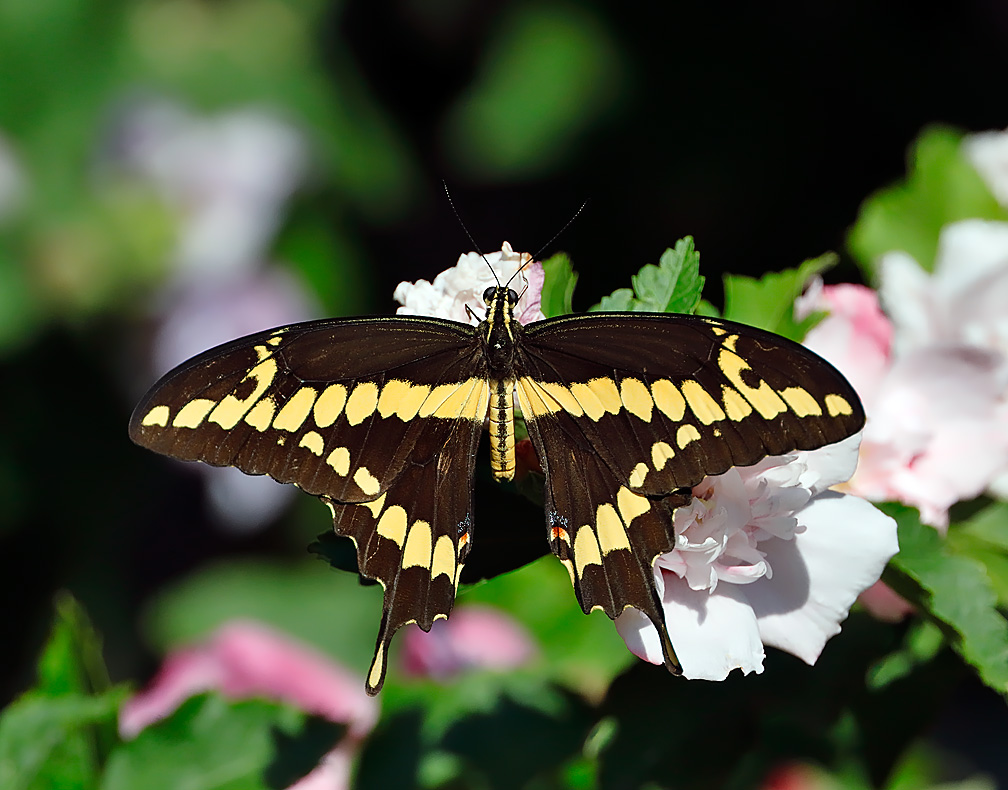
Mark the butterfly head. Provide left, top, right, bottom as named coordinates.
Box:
left=482, top=285, right=519, bottom=317
left=481, top=285, right=520, bottom=372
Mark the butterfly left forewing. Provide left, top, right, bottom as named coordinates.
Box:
left=130, top=315, right=490, bottom=694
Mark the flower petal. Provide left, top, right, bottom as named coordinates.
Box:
left=617, top=581, right=766, bottom=680
left=746, top=493, right=898, bottom=664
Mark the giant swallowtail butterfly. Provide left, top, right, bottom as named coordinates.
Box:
left=130, top=254, right=863, bottom=694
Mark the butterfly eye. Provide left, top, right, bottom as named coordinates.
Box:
left=483, top=286, right=496, bottom=304
left=507, top=288, right=519, bottom=307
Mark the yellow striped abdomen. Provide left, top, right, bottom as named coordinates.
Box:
left=489, top=377, right=515, bottom=480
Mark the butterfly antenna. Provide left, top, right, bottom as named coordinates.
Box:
left=503, top=199, right=589, bottom=290
left=532, top=199, right=588, bottom=262
left=443, top=181, right=500, bottom=287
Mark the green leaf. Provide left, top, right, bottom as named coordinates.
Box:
left=539, top=252, right=577, bottom=317
left=881, top=503, right=1008, bottom=698
left=0, top=691, right=123, bottom=790
left=442, top=5, right=624, bottom=179
left=591, top=237, right=704, bottom=314
left=866, top=619, right=945, bottom=690
left=37, top=593, right=112, bottom=699
left=946, top=500, right=1008, bottom=608
left=457, top=557, right=635, bottom=694
left=721, top=252, right=835, bottom=341
left=848, top=126, right=1008, bottom=280
left=101, top=694, right=340, bottom=790
left=142, top=559, right=383, bottom=680
left=0, top=594, right=125, bottom=789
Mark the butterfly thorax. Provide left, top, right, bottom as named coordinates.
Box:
left=481, top=286, right=521, bottom=481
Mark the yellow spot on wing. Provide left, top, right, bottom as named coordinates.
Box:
left=326, top=447, right=350, bottom=476
left=723, top=334, right=739, bottom=351
left=244, top=397, right=276, bottom=431
left=376, top=505, right=407, bottom=546
left=780, top=386, right=823, bottom=417
left=368, top=642, right=385, bottom=692
left=677, top=424, right=701, bottom=449
left=651, top=441, right=674, bottom=470
left=394, top=383, right=430, bottom=420
left=298, top=431, right=324, bottom=456
left=142, top=405, right=170, bottom=427
left=721, top=385, right=753, bottom=421
left=616, top=486, right=650, bottom=525
left=596, top=503, right=632, bottom=553
left=574, top=526, right=603, bottom=576
left=402, top=521, right=433, bottom=569
left=377, top=379, right=413, bottom=419
left=620, top=378, right=654, bottom=422
left=273, top=387, right=318, bottom=432
left=587, top=378, right=622, bottom=415
left=430, top=378, right=490, bottom=420
left=569, top=381, right=605, bottom=420
left=652, top=379, right=686, bottom=421
left=364, top=493, right=386, bottom=518
left=431, top=535, right=456, bottom=580
left=681, top=380, right=726, bottom=424
left=540, top=381, right=584, bottom=416
left=717, top=349, right=786, bottom=419
left=824, top=393, right=853, bottom=416
left=629, top=462, right=649, bottom=488
left=345, top=382, right=379, bottom=426
left=516, top=378, right=557, bottom=418
left=209, top=358, right=278, bottom=429
left=313, top=384, right=347, bottom=428
left=173, top=398, right=216, bottom=429
left=354, top=466, right=381, bottom=496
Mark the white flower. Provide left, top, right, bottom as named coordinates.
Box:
left=616, top=434, right=898, bottom=680
left=879, top=219, right=1008, bottom=356
left=394, top=242, right=546, bottom=324
left=107, top=97, right=308, bottom=285
left=876, top=220, right=1008, bottom=501
left=964, top=127, right=1008, bottom=207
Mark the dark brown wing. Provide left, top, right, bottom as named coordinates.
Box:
left=513, top=311, right=864, bottom=672
left=129, top=316, right=490, bottom=694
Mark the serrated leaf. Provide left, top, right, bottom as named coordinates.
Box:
left=0, top=691, right=123, bottom=790
left=593, top=288, right=634, bottom=312
left=881, top=503, right=1008, bottom=697
left=590, top=237, right=704, bottom=314
left=539, top=252, right=577, bottom=317
left=721, top=253, right=835, bottom=341
left=848, top=126, right=1008, bottom=280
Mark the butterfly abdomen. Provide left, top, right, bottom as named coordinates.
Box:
left=488, top=377, right=516, bottom=481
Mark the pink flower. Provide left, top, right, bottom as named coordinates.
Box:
left=616, top=436, right=898, bottom=679
left=120, top=621, right=379, bottom=790
left=804, top=283, right=1008, bottom=527
left=400, top=605, right=537, bottom=680
left=394, top=242, right=546, bottom=325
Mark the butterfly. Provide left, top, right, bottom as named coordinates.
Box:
left=130, top=251, right=864, bottom=694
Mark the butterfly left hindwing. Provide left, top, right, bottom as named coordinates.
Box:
left=130, top=315, right=490, bottom=693
left=511, top=311, right=865, bottom=673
